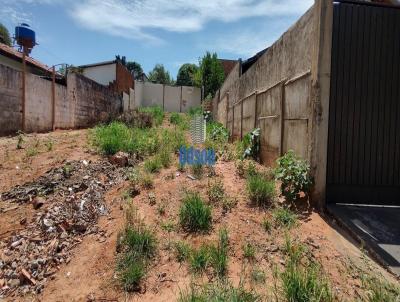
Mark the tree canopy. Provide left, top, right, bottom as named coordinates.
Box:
left=196, top=52, right=225, bottom=98
left=148, top=64, right=174, bottom=85
left=176, top=63, right=199, bottom=86
left=0, top=23, right=12, bottom=46
left=126, top=61, right=143, bottom=79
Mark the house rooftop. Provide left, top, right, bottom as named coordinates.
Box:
left=78, top=60, right=116, bottom=69
left=0, top=43, right=51, bottom=74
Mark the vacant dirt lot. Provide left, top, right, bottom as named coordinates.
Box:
left=0, top=118, right=398, bottom=301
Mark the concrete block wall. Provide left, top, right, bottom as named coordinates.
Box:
left=0, top=64, right=22, bottom=136
left=54, top=84, right=71, bottom=129
left=213, top=0, right=334, bottom=206
left=0, top=64, right=123, bottom=136
left=68, top=73, right=122, bottom=128
left=214, top=6, right=315, bottom=166
left=25, top=73, right=53, bottom=133
left=133, top=80, right=201, bottom=112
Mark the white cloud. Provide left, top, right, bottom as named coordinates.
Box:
left=69, top=0, right=313, bottom=43
left=0, top=0, right=314, bottom=43
left=212, top=30, right=275, bottom=58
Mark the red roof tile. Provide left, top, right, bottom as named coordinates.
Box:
left=0, top=43, right=51, bottom=73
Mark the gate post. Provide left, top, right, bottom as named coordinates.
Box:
left=310, top=0, right=333, bottom=207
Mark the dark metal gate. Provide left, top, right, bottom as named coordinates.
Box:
left=327, top=0, right=400, bottom=205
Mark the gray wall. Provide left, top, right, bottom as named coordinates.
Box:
left=67, top=73, right=121, bottom=128
left=134, top=81, right=201, bottom=112
left=214, top=6, right=315, bottom=166
left=0, top=64, right=22, bottom=135
left=0, top=64, right=122, bottom=136
left=25, top=73, right=53, bottom=133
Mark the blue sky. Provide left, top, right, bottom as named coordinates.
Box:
left=0, top=0, right=313, bottom=78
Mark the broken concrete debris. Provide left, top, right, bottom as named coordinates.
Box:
left=0, top=160, right=125, bottom=297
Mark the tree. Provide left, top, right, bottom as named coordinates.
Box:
left=148, top=64, right=173, bottom=85
left=0, top=23, right=12, bottom=46
left=196, top=52, right=225, bottom=98
left=176, top=63, right=199, bottom=86
left=126, top=61, right=144, bottom=79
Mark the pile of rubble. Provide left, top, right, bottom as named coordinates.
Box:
left=0, top=160, right=125, bottom=297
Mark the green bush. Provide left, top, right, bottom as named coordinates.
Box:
left=179, top=192, right=212, bottom=232
left=275, top=150, right=313, bottom=203
left=246, top=174, right=275, bottom=206
left=206, top=122, right=229, bottom=143
left=273, top=207, right=297, bottom=229
left=242, top=128, right=260, bottom=160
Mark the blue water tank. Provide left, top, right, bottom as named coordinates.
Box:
left=15, top=23, right=36, bottom=50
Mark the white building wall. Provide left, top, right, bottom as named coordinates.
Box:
left=82, top=63, right=116, bottom=86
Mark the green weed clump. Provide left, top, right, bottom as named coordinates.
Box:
left=207, top=179, right=225, bottom=204
left=25, top=146, right=38, bottom=157
left=139, top=172, right=154, bottom=189
left=179, top=281, right=259, bottom=302
left=273, top=207, right=297, bottom=229
left=91, top=122, right=133, bottom=155
left=280, top=236, right=333, bottom=302
left=246, top=174, right=275, bottom=206
left=189, top=245, right=210, bottom=274
left=179, top=192, right=212, bottom=232
left=243, top=242, right=256, bottom=260
left=91, top=122, right=160, bottom=156
left=144, top=157, right=162, bottom=173
left=170, top=112, right=189, bottom=130
left=209, top=228, right=229, bottom=277
left=138, top=105, right=164, bottom=126
left=361, top=275, right=400, bottom=302
left=188, top=106, right=203, bottom=116
left=174, top=241, right=192, bottom=263
left=116, top=218, right=157, bottom=291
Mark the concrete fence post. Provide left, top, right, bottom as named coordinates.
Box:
left=180, top=86, right=183, bottom=113
left=310, top=0, right=333, bottom=207
left=240, top=100, right=243, bottom=139
left=162, top=84, right=165, bottom=111
left=254, top=91, right=258, bottom=129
